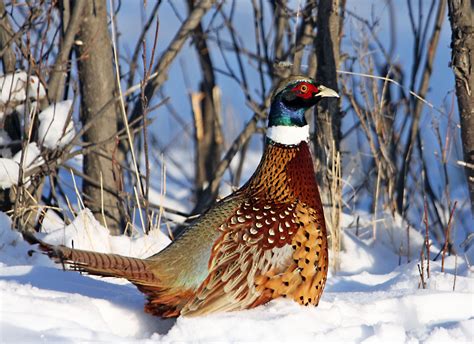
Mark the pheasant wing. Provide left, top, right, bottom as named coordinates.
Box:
left=181, top=197, right=301, bottom=316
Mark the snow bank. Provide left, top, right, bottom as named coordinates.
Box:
left=0, top=212, right=51, bottom=268
left=38, top=100, right=75, bottom=149
left=0, top=210, right=472, bottom=342
left=40, top=208, right=171, bottom=258
left=164, top=278, right=473, bottom=342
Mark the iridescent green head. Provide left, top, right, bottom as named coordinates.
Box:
left=268, top=76, right=339, bottom=128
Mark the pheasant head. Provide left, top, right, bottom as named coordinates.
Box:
left=267, top=76, right=339, bottom=145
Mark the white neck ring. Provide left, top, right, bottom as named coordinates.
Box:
left=266, top=125, right=309, bottom=145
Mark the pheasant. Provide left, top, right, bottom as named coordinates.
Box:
left=26, top=76, right=339, bottom=317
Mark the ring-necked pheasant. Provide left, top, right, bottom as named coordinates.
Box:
left=26, top=76, right=339, bottom=317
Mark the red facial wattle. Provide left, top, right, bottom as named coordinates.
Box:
left=290, top=82, right=319, bottom=99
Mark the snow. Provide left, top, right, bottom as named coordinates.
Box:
left=38, top=100, right=75, bottom=149
left=39, top=208, right=172, bottom=258
left=0, top=143, right=45, bottom=189
left=0, top=71, right=46, bottom=104
left=0, top=131, right=12, bottom=160
left=0, top=70, right=74, bottom=190
left=7, top=101, right=38, bottom=131
left=0, top=210, right=472, bottom=343
left=0, top=158, right=19, bottom=189
left=13, top=142, right=44, bottom=170
left=0, top=130, right=11, bottom=146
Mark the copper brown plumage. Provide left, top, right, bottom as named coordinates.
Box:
left=26, top=76, right=339, bottom=317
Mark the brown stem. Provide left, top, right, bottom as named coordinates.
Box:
left=423, top=199, right=430, bottom=278
left=396, top=0, right=446, bottom=214
left=47, top=0, right=85, bottom=103
left=441, top=201, right=457, bottom=272
left=129, top=0, right=216, bottom=123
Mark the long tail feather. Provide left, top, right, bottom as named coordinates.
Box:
left=23, top=232, right=158, bottom=283
left=23, top=231, right=193, bottom=317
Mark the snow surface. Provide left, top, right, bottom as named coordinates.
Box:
left=38, top=100, right=75, bottom=149
left=0, top=209, right=472, bottom=343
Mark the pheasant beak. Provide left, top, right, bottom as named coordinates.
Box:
left=315, top=85, right=339, bottom=98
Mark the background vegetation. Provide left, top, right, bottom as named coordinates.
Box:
left=0, top=0, right=472, bottom=268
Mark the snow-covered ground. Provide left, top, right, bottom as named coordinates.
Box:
left=0, top=209, right=472, bottom=343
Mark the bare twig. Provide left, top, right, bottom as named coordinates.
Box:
left=109, top=0, right=144, bottom=203
left=442, top=201, right=457, bottom=272
left=337, top=70, right=444, bottom=115
left=125, top=0, right=162, bottom=92
left=397, top=0, right=446, bottom=214
left=48, top=0, right=85, bottom=102
left=129, top=0, right=216, bottom=122
left=407, top=225, right=411, bottom=263
left=423, top=199, right=430, bottom=278
left=417, top=263, right=426, bottom=289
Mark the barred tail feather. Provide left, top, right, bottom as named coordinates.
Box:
left=23, top=232, right=158, bottom=283
left=53, top=246, right=159, bottom=283
left=23, top=232, right=192, bottom=317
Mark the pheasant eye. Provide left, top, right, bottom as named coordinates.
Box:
left=300, top=84, right=308, bottom=93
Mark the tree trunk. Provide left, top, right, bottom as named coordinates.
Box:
left=314, top=0, right=342, bottom=165
left=447, top=0, right=474, bottom=213
left=75, top=0, right=122, bottom=234
left=313, top=0, right=343, bottom=270
left=188, top=0, right=223, bottom=214
left=0, top=0, right=15, bottom=74
left=0, top=0, right=16, bottom=212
